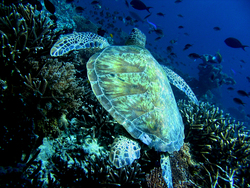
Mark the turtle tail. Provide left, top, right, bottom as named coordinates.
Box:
left=242, top=45, right=249, bottom=51
left=50, top=32, right=110, bottom=57
left=146, top=7, right=153, bottom=13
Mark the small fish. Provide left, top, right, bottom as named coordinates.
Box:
left=125, top=0, right=129, bottom=8
left=215, top=50, right=222, bottom=63
left=178, top=25, right=184, bottom=29
left=155, top=36, right=162, bottom=41
left=91, top=0, right=100, bottom=5
left=227, top=87, right=234, bottom=91
left=233, top=98, right=245, bottom=106
left=44, top=0, right=55, bottom=14
left=237, top=90, right=249, bottom=97
left=75, top=6, right=85, bottom=13
left=175, top=0, right=182, bottom=3
left=177, top=14, right=183, bottom=18
left=156, top=12, right=165, bottom=17
left=170, top=52, right=177, bottom=58
left=146, top=19, right=157, bottom=30
left=240, top=59, right=246, bottom=63
left=110, top=33, right=113, bottom=38
left=144, top=13, right=152, bottom=20
left=247, top=76, right=250, bottom=82
left=154, top=28, right=164, bottom=36
left=230, top=69, right=236, bottom=76
left=91, top=1, right=101, bottom=8
left=188, top=53, right=200, bottom=60
left=213, top=26, right=221, bottom=31
left=247, top=114, right=250, bottom=118
left=130, top=0, right=153, bottom=13
left=183, top=44, right=192, bottom=51
left=224, top=37, right=248, bottom=51
left=166, top=46, right=173, bottom=53
left=170, top=39, right=177, bottom=44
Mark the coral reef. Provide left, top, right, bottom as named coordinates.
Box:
left=0, top=2, right=86, bottom=136
left=194, top=56, right=236, bottom=100
left=197, top=63, right=236, bottom=92
left=22, top=111, right=146, bottom=187
left=73, top=15, right=99, bottom=33
left=0, top=3, right=87, bottom=187
left=178, top=100, right=250, bottom=187
left=0, top=3, right=59, bottom=65
left=170, top=143, right=198, bottom=187
left=146, top=167, right=167, bottom=188
left=1, top=2, right=249, bottom=188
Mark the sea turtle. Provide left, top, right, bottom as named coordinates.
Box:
left=50, top=28, right=199, bottom=187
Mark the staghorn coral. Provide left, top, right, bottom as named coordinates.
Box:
left=178, top=100, right=250, bottom=187
left=0, top=3, right=60, bottom=65
left=0, top=3, right=62, bottom=119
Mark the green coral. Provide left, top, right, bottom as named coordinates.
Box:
left=178, top=100, right=250, bottom=187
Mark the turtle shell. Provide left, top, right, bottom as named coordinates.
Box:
left=87, top=45, right=184, bottom=153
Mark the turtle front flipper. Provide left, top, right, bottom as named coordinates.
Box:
left=160, top=153, right=173, bottom=188
left=50, top=32, right=110, bottom=56
left=162, top=66, right=199, bottom=105
left=109, top=135, right=141, bottom=168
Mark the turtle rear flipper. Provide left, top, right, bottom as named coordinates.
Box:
left=109, top=135, right=141, bottom=168
left=50, top=32, right=110, bottom=56
left=162, top=66, right=199, bottom=105
left=161, top=153, right=173, bottom=188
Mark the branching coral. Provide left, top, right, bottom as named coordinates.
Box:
left=0, top=3, right=59, bottom=65
left=0, top=3, right=87, bottom=138
left=178, top=100, right=250, bottom=187
left=0, top=2, right=62, bottom=115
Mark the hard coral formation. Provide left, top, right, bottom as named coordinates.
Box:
left=22, top=111, right=145, bottom=187
left=0, top=2, right=86, bottom=137
left=197, top=63, right=236, bottom=96
left=0, top=3, right=58, bottom=64
left=39, top=58, right=85, bottom=113
left=73, top=15, right=99, bottom=33
left=170, top=143, right=198, bottom=187
left=83, top=135, right=105, bottom=157
left=178, top=100, right=250, bottom=187
left=146, top=167, right=167, bottom=188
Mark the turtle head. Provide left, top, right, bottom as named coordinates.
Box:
left=125, top=28, right=146, bottom=48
